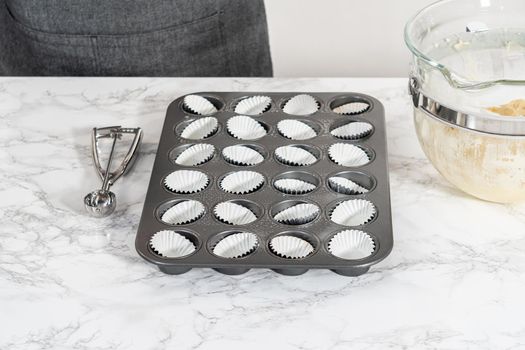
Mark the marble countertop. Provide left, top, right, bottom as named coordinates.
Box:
left=2, top=78, right=525, bottom=350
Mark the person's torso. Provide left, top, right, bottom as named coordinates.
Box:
left=0, top=0, right=272, bottom=76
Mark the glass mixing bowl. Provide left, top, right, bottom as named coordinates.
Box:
left=405, top=0, right=525, bottom=203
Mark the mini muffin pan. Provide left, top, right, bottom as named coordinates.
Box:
left=135, top=92, right=393, bottom=276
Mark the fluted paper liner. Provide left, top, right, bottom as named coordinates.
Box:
left=149, top=230, right=196, bottom=258
left=164, top=170, right=209, bottom=194
left=223, top=145, right=264, bottom=166
left=273, top=203, right=320, bottom=225
left=328, top=230, right=375, bottom=260
left=175, top=144, right=215, bottom=166
left=220, top=171, right=264, bottom=194
left=331, top=122, right=373, bottom=140
left=330, top=199, right=376, bottom=226
left=213, top=232, right=259, bottom=259
left=183, top=95, right=218, bottom=116
left=227, top=115, right=267, bottom=140
left=333, top=102, right=370, bottom=115
left=161, top=200, right=205, bottom=225
left=270, top=235, right=314, bottom=259
left=328, top=143, right=370, bottom=167
left=214, top=202, right=258, bottom=225
left=275, top=145, right=317, bottom=166
left=283, top=94, right=319, bottom=115
left=235, top=95, right=271, bottom=115
left=274, top=178, right=316, bottom=195
left=328, top=176, right=369, bottom=195
left=277, top=119, right=317, bottom=140
left=181, top=117, right=218, bottom=140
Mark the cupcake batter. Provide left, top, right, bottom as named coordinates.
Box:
left=487, top=99, right=525, bottom=117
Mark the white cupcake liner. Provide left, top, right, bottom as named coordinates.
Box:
left=234, top=95, right=272, bottom=115
left=283, top=94, right=320, bottom=115
left=269, top=235, right=314, bottom=259
left=180, top=117, right=219, bottom=140
left=274, top=178, right=316, bottom=195
left=227, top=115, right=267, bottom=140
left=328, top=143, right=370, bottom=167
left=331, top=122, right=373, bottom=140
left=275, top=146, right=317, bottom=166
left=333, top=102, right=370, bottom=115
left=175, top=144, right=215, bottom=166
left=273, top=203, right=320, bottom=225
left=328, top=230, right=375, bottom=260
left=223, top=145, right=265, bottom=166
left=328, top=176, right=369, bottom=195
left=330, top=199, right=376, bottom=226
left=164, top=170, right=209, bottom=194
left=220, top=171, right=264, bottom=194
left=213, top=232, right=259, bottom=259
left=149, top=230, right=196, bottom=258
left=277, top=119, right=317, bottom=140
left=183, top=95, right=218, bottom=116
left=214, top=202, right=258, bottom=225
left=161, top=200, right=205, bottom=225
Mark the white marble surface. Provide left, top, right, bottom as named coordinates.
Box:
left=1, top=77, right=525, bottom=350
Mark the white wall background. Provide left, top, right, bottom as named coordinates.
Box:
left=264, top=0, right=436, bottom=77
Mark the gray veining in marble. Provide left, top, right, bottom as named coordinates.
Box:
left=1, top=78, right=525, bottom=350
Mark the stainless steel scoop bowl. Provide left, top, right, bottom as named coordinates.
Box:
left=84, top=190, right=117, bottom=217
left=84, top=126, right=142, bottom=217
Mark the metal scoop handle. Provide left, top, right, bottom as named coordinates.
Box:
left=91, top=126, right=143, bottom=186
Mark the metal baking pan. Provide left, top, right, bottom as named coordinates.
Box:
left=135, top=92, right=393, bottom=276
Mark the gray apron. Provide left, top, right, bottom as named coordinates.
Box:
left=0, top=0, right=272, bottom=76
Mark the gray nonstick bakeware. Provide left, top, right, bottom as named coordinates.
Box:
left=135, top=92, right=393, bottom=276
